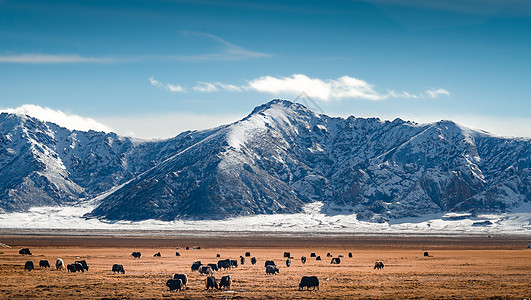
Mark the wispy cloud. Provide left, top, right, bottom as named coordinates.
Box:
left=177, top=31, right=272, bottom=61
left=423, top=88, right=450, bottom=98
left=0, top=104, right=113, bottom=132
left=149, top=77, right=186, bottom=92
left=0, top=54, right=115, bottom=64
left=151, top=74, right=450, bottom=101
left=1, top=32, right=272, bottom=64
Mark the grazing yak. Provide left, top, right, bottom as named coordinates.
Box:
left=191, top=261, right=202, bottom=271
left=175, top=252, right=180, bottom=256
left=310, top=253, right=316, bottom=257
left=338, top=255, right=344, bottom=258
left=230, top=259, right=238, bottom=268
left=153, top=252, right=161, bottom=257
left=166, top=278, right=183, bottom=292
left=75, top=260, right=89, bottom=271
left=251, top=257, right=257, bottom=265
left=200, top=265, right=213, bottom=276
left=299, top=276, right=319, bottom=290
left=331, top=258, right=341, bottom=264
left=240, top=256, right=245, bottom=265
left=326, top=253, right=332, bottom=258
left=67, top=263, right=84, bottom=273
left=131, top=252, right=141, bottom=259
left=207, top=263, right=219, bottom=272
left=19, top=248, right=32, bottom=255
left=264, top=260, right=276, bottom=268
left=286, top=259, right=291, bottom=267
left=316, top=256, right=321, bottom=261
left=112, top=264, right=125, bottom=274
left=39, top=260, right=51, bottom=268
left=216, top=253, right=221, bottom=257
left=24, top=261, right=34, bottom=271
left=56, top=258, right=64, bottom=270
left=245, top=252, right=251, bottom=257
left=266, top=265, right=279, bottom=275
left=301, top=256, right=307, bottom=264
left=218, top=259, right=231, bottom=270
left=424, top=252, right=431, bottom=257
left=219, top=275, right=232, bottom=290
left=348, top=252, right=353, bottom=258
left=374, top=261, right=384, bottom=270
left=173, top=274, right=188, bottom=287
left=206, top=276, right=218, bottom=290
left=283, top=252, right=291, bottom=258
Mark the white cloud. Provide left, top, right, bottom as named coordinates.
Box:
left=158, top=74, right=449, bottom=101
left=1, top=105, right=113, bottom=132
left=424, top=88, right=450, bottom=98
left=149, top=77, right=186, bottom=93
left=193, top=82, right=219, bottom=92
left=0, top=54, right=115, bottom=64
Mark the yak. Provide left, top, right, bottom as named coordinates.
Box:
left=19, top=248, right=32, bottom=255
left=173, top=274, right=188, bottom=287
left=24, top=261, right=34, bottom=271
left=131, top=252, right=141, bottom=259
left=251, top=257, right=257, bottom=265
left=266, top=265, right=279, bottom=275
left=112, top=264, right=125, bottom=274
left=166, top=278, right=183, bottom=292
left=67, top=263, right=84, bottom=273
left=264, top=260, right=276, bottom=267
left=200, top=265, right=213, bottom=276
left=56, top=258, right=64, bottom=270
left=219, top=275, right=232, bottom=290
left=331, top=257, right=341, bottom=264
left=230, top=259, right=238, bottom=268
left=207, top=263, right=219, bottom=271
left=191, top=261, right=202, bottom=271
left=374, top=261, right=384, bottom=270
left=75, top=260, right=89, bottom=271
left=286, top=259, right=291, bottom=267
left=301, top=256, right=307, bottom=264
left=39, top=260, right=51, bottom=268
left=218, top=259, right=231, bottom=270
left=206, top=276, right=218, bottom=290
left=299, top=276, right=319, bottom=290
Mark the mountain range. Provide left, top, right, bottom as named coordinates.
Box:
left=1, top=100, right=529, bottom=222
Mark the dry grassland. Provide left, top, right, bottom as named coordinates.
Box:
left=0, top=234, right=529, bottom=299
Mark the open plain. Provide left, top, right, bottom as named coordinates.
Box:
left=0, top=233, right=529, bottom=299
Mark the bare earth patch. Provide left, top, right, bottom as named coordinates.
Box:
left=0, top=233, right=529, bottom=299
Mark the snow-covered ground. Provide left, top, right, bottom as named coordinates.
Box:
left=1, top=201, right=530, bottom=236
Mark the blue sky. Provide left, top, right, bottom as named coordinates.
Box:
left=1, top=0, right=530, bottom=138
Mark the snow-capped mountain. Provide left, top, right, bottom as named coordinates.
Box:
left=1, top=100, right=530, bottom=222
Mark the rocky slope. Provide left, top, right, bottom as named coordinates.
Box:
left=1, top=100, right=529, bottom=221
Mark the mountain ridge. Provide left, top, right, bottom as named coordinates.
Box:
left=0, top=100, right=529, bottom=222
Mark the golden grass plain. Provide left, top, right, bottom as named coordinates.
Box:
left=0, top=234, right=529, bottom=299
